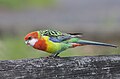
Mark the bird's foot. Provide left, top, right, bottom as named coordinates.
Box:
left=45, top=55, right=60, bottom=59
left=50, top=55, right=60, bottom=58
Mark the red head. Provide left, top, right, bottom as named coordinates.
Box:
left=24, top=31, right=40, bottom=46
left=24, top=31, right=47, bottom=51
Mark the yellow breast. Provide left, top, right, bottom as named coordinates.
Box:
left=43, top=36, right=61, bottom=53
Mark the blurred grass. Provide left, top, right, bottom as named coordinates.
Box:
left=0, top=36, right=119, bottom=60
left=0, top=0, right=55, bottom=9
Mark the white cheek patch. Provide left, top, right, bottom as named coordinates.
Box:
left=28, top=38, right=38, bottom=46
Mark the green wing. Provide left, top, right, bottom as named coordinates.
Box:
left=39, top=29, right=83, bottom=42
left=39, top=29, right=68, bottom=37
left=39, top=29, right=83, bottom=37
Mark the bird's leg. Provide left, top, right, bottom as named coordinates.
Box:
left=45, top=51, right=61, bottom=59
left=49, top=49, right=66, bottom=58
left=49, top=54, right=60, bottom=58
left=52, top=52, right=61, bottom=58
left=49, top=51, right=61, bottom=58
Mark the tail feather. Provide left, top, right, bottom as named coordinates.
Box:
left=68, top=32, right=83, bottom=35
left=68, top=32, right=83, bottom=38
left=78, top=40, right=118, bottom=48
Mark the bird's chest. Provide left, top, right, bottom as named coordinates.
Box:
left=33, top=38, right=61, bottom=53
left=33, top=39, right=47, bottom=51
left=45, top=41, right=61, bottom=53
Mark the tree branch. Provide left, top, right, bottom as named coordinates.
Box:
left=0, top=55, right=120, bottom=79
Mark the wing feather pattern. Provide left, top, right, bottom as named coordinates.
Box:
left=39, top=29, right=83, bottom=42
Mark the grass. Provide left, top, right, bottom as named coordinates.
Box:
left=0, top=0, right=55, bottom=9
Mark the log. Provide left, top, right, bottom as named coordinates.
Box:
left=0, top=55, right=120, bottom=79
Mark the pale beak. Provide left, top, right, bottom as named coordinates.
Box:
left=25, top=41, right=28, bottom=44
left=25, top=41, right=30, bottom=46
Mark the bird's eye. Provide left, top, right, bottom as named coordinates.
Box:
left=28, top=36, right=32, bottom=40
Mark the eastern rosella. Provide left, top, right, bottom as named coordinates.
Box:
left=24, top=29, right=117, bottom=57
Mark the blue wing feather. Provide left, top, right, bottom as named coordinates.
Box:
left=49, top=36, right=71, bottom=42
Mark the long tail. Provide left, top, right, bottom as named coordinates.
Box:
left=78, top=40, right=118, bottom=48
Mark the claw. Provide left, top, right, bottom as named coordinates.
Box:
left=48, top=55, right=61, bottom=58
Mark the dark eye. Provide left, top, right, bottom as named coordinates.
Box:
left=28, top=36, right=32, bottom=40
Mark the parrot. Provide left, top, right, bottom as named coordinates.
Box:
left=24, top=29, right=118, bottom=58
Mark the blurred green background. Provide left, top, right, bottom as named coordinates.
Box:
left=0, top=0, right=119, bottom=60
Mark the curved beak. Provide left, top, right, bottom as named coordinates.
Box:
left=25, top=41, right=30, bottom=46
left=25, top=41, right=28, bottom=44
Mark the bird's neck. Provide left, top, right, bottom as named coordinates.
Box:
left=33, top=37, right=48, bottom=51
